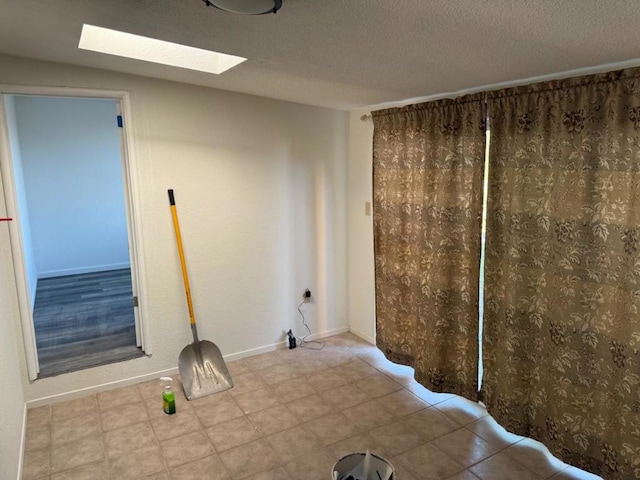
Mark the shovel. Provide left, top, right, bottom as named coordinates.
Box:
left=168, top=189, right=233, bottom=400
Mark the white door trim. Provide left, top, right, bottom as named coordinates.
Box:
left=116, top=94, right=151, bottom=353
left=0, top=93, right=39, bottom=379
left=0, top=84, right=151, bottom=381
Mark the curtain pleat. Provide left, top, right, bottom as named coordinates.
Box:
left=372, top=95, right=486, bottom=400
left=483, top=68, right=640, bottom=478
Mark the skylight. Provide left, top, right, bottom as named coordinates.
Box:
left=78, top=24, right=246, bottom=74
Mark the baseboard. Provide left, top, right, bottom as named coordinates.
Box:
left=26, top=366, right=179, bottom=408
left=223, top=326, right=350, bottom=361
left=17, top=403, right=26, bottom=480
left=223, top=339, right=289, bottom=362
left=306, top=326, right=350, bottom=341
left=26, top=327, right=351, bottom=407
left=38, top=262, right=131, bottom=279
left=349, top=326, right=375, bottom=345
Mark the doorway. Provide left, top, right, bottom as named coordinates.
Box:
left=0, top=88, right=150, bottom=379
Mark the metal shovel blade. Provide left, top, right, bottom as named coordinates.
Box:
left=179, top=340, right=234, bottom=400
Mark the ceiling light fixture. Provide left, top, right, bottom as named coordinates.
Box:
left=79, top=24, right=246, bottom=74
left=202, top=0, right=282, bottom=15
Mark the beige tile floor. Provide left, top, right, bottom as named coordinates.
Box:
left=22, top=333, right=603, bottom=480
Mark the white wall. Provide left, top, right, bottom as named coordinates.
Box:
left=347, top=110, right=376, bottom=342
left=4, top=95, right=37, bottom=308
left=0, top=54, right=349, bottom=403
left=0, top=207, right=27, bottom=480
left=14, top=96, right=130, bottom=278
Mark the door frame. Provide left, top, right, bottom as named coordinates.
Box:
left=0, top=85, right=151, bottom=380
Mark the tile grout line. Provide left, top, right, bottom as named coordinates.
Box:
left=96, top=393, right=113, bottom=480
left=48, top=405, right=53, bottom=480
left=139, top=382, right=172, bottom=478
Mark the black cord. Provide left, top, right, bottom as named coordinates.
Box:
left=297, top=300, right=325, bottom=350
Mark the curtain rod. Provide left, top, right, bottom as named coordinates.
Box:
left=364, top=58, right=640, bottom=112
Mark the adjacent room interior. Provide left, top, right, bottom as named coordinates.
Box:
left=5, top=95, right=143, bottom=377
left=0, top=2, right=638, bottom=480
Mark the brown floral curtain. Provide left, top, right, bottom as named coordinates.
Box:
left=483, top=68, right=640, bottom=479
left=372, top=95, right=486, bottom=400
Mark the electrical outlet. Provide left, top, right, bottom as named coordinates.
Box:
left=304, top=288, right=311, bottom=302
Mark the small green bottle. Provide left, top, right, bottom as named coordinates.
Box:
left=160, top=377, right=176, bottom=415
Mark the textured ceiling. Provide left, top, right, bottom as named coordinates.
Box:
left=1, top=1, right=640, bottom=109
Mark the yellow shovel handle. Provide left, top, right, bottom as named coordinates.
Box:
left=168, top=189, right=196, bottom=326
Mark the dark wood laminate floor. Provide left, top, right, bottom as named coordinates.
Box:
left=33, top=268, right=143, bottom=377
